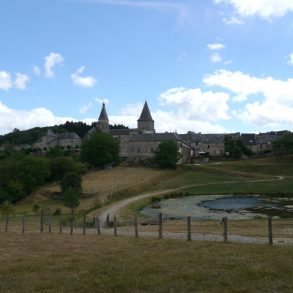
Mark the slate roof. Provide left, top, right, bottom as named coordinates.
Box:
left=129, top=132, right=182, bottom=142
left=137, top=101, right=154, bottom=122
left=240, top=133, right=256, bottom=145
left=181, top=133, right=225, bottom=144
left=110, top=129, right=132, bottom=136
left=98, top=103, right=109, bottom=121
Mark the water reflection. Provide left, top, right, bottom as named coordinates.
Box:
left=140, top=195, right=293, bottom=220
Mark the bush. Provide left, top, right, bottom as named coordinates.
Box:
left=154, top=140, right=180, bottom=169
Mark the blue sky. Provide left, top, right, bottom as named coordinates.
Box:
left=0, top=0, right=293, bottom=135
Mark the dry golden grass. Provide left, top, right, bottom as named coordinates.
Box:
left=15, top=167, right=174, bottom=215
left=1, top=233, right=293, bottom=292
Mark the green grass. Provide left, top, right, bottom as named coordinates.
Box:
left=0, top=233, right=293, bottom=292
left=156, top=157, right=293, bottom=196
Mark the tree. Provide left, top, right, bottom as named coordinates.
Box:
left=63, top=188, right=80, bottom=214
left=61, top=172, right=82, bottom=194
left=154, top=140, right=180, bottom=169
left=273, top=133, right=293, bottom=155
left=225, top=137, right=253, bottom=158
left=61, top=172, right=82, bottom=214
left=80, top=132, right=120, bottom=168
left=49, top=156, right=82, bottom=181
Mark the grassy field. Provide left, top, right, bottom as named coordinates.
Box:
left=1, top=233, right=293, bottom=292
left=14, top=167, right=176, bottom=216
left=15, top=156, right=293, bottom=216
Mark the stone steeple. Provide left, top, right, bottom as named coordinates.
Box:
left=96, top=103, right=110, bottom=132
left=137, top=101, right=155, bottom=133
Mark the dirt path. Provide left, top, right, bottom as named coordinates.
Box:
left=99, top=175, right=284, bottom=226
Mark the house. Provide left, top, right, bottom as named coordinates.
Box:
left=180, top=132, right=225, bottom=158
left=33, top=129, right=81, bottom=151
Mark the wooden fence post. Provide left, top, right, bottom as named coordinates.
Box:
left=48, top=211, right=52, bottom=233
left=134, top=217, right=138, bottom=238
left=106, top=213, right=110, bottom=228
left=22, top=216, right=25, bottom=233
left=159, top=213, right=163, bottom=239
left=70, top=216, right=74, bottom=235
left=59, top=222, right=62, bottom=234
left=114, top=216, right=117, bottom=236
left=95, top=216, right=101, bottom=236
left=222, top=217, right=228, bottom=243
left=40, top=209, right=44, bottom=233
left=187, top=216, right=191, bottom=241
left=83, top=213, right=86, bottom=236
left=268, top=216, right=273, bottom=245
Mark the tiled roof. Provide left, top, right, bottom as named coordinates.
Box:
left=137, top=101, right=154, bottom=122
left=129, top=132, right=181, bottom=142
left=98, top=103, right=109, bottom=121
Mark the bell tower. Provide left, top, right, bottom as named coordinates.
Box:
left=137, top=101, right=155, bottom=133
left=96, top=103, right=110, bottom=132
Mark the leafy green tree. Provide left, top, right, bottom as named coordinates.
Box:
left=61, top=172, right=82, bottom=194
left=154, top=140, right=180, bottom=169
left=49, top=156, right=82, bottom=181
left=225, top=137, right=253, bottom=158
left=0, top=157, right=50, bottom=203
left=273, top=133, right=293, bottom=155
left=80, top=132, right=120, bottom=168
left=63, top=188, right=80, bottom=214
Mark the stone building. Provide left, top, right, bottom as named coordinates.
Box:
left=180, top=132, right=225, bottom=158
left=90, top=102, right=192, bottom=163
left=33, top=129, right=81, bottom=151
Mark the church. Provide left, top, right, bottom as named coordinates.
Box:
left=89, top=102, right=192, bottom=163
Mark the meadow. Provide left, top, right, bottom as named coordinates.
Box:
left=1, top=156, right=293, bottom=292
left=1, top=233, right=293, bottom=292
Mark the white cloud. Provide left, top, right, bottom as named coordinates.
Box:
left=44, top=52, right=64, bottom=77
left=159, top=87, right=230, bottom=122
left=210, top=52, right=222, bottom=63
left=71, top=66, right=97, bottom=88
left=222, top=16, right=244, bottom=24
left=0, top=71, right=13, bottom=91
left=215, top=0, right=293, bottom=19
left=0, top=71, right=29, bottom=91
left=79, top=101, right=93, bottom=114
left=14, top=73, right=29, bottom=90
left=153, top=111, right=227, bottom=133
left=288, top=52, right=293, bottom=65
left=0, top=101, right=75, bottom=135
left=108, top=102, right=228, bottom=133
left=33, top=66, right=41, bottom=76
left=236, top=100, right=293, bottom=128
left=207, top=43, right=225, bottom=50
left=204, top=69, right=293, bottom=128
left=204, top=70, right=293, bottom=103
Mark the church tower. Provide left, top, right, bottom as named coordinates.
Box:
left=137, top=101, right=155, bottom=133
left=96, top=103, right=110, bottom=132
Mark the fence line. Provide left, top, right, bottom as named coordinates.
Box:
left=1, top=212, right=293, bottom=246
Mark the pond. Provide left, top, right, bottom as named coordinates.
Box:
left=139, top=195, right=293, bottom=220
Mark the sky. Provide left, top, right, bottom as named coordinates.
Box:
left=0, top=0, right=293, bottom=135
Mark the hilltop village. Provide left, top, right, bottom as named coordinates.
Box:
left=30, top=102, right=289, bottom=162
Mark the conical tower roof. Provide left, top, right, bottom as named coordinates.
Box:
left=138, top=101, right=154, bottom=122
left=98, top=103, right=109, bottom=121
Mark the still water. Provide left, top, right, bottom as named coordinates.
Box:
left=140, top=195, right=292, bottom=220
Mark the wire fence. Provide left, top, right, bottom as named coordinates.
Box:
left=1, top=212, right=293, bottom=246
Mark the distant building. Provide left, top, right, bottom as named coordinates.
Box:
left=180, top=132, right=225, bottom=157
left=88, top=102, right=192, bottom=163
left=33, top=129, right=81, bottom=151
